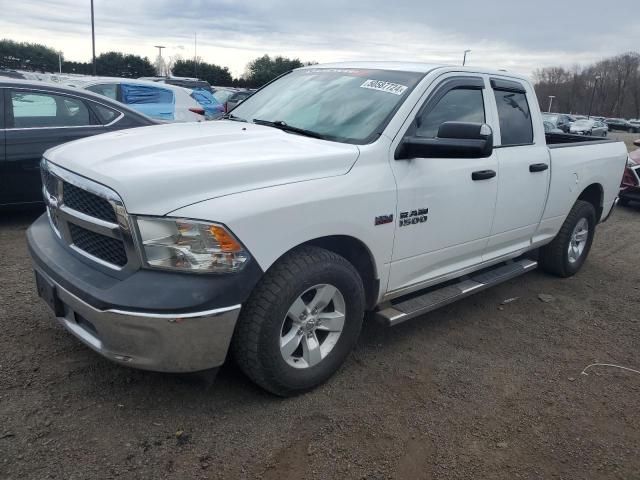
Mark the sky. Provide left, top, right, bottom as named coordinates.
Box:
left=1, top=0, right=638, bottom=78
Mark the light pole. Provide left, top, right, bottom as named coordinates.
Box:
left=587, top=75, right=601, bottom=119
left=58, top=51, right=62, bottom=73
left=547, top=95, right=555, bottom=113
left=91, top=0, right=96, bottom=75
left=463, top=49, right=471, bottom=66
left=154, top=45, right=166, bottom=76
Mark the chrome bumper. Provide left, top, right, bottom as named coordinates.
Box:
left=35, top=268, right=241, bottom=373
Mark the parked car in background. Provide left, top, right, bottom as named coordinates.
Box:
left=0, top=79, right=156, bottom=207
left=630, top=120, right=640, bottom=131
left=620, top=139, right=640, bottom=206
left=76, top=78, right=206, bottom=122
left=189, top=88, right=225, bottom=119
left=212, top=87, right=238, bottom=107
left=542, top=113, right=573, bottom=133
left=0, top=69, right=26, bottom=79
left=543, top=120, right=563, bottom=134
left=606, top=118, right=638, bottom=132
left=139, top=76, right=213, bottom=93
left=569, top=119, right=608, bottom=137
left=225, top=90, right=255, bottom=112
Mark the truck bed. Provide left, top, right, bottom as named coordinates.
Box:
left=545, top=132, right=614, bottom=147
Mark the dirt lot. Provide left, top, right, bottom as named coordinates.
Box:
left=1, top=202, right=640, bottom=480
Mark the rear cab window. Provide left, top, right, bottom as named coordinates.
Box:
left=491, top=78, right=534, bottom=146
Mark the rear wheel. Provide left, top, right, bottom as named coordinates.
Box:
left=539, top=200, right=596, bottom=277
left=232, top=246, right=365, bottom=396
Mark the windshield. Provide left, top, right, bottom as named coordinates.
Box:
left=230, top=68, right=424, bottom=144
left=543, top=114, right=558, bottom=124
left=574, top=119, right=592, bottom=126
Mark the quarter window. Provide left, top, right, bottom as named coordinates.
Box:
left=416, top=88, right=485, bottom=138
left=11, top=91, right=91, bottom=128
left=92, top=103, right=120, bottom=124
left=494, top=90, right=533, bottom=146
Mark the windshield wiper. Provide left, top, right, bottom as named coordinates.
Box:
left=222, top=113, right=247, bottom=122
left=252, top=119, right=326, bottom=140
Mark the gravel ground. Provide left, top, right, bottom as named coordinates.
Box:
left=1, top=204, right=640, bottom=480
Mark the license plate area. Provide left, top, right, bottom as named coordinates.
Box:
left=34, top=271, right=65, bottom=317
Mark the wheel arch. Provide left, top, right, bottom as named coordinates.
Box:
left=577, top=183, right=604, bottom=222
left=274, top=235, right=380, bottom=310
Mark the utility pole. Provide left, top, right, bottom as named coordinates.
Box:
left=58, top=51, right=62, bottom=73
left=91, top=0, right=96, bottom=75
left=547, top=95, right=555, bottom=113
left=587, top=75, right=601, bottom=119
left=154, top=45, right=166, bottom=77
left=194, top=33, right=197, bottom=78
left=463, top=49, right=471, bottom=66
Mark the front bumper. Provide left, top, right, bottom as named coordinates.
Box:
left=27, top=213, right=262, bottom=372
left=35, top=267, right=240, bottom=372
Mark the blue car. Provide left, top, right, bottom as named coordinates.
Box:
left=190, top=88, right=225, bottom=120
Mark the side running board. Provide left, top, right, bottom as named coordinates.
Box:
left=376, top=259, right=537, bottom=327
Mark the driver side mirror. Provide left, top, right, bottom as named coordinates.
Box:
left=396, top=122, right=494, bottom=160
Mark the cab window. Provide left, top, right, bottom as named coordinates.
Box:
left=416, top=88, right=485, bottom=138
left=494, top=90, right=533, bottom=146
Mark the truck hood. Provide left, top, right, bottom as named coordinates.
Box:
left=45, top=121, right=360, bottom=215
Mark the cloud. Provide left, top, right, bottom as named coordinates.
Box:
left=1, top=0, right=637, bottom=77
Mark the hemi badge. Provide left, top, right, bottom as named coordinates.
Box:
left=375, top=214, right=394, bottom=226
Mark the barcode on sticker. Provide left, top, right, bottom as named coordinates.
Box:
left=360, top=79, right=408, bottom=95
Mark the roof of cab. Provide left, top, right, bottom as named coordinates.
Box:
left=296, top=61, right=529, bottom=82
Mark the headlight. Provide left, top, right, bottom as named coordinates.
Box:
left=135, top=217, right=249, bottom=273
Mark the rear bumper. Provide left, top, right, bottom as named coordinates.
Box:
left=34, top=267, right=240, bottom=372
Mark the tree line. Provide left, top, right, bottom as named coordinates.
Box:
left=534, top=52, right=640, bottom=119
left=0, top=39, right=308, bottom=88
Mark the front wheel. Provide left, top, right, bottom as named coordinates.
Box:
left=232, top=246, right=365, bottom=396
left=539, top=200, right=596, bottom=277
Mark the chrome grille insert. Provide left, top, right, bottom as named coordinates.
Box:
left=63, top=182, right=118, bottom=223
left=40, top=158, right=139, bottom=274
left=69, top=223, right=128, bottom=267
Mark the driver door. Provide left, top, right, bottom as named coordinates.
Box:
left=387, top=74, right=499, bottom=294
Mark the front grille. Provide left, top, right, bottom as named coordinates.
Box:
left=63, top=182, right=117, bottom=223
left=69, top=224, right=127, bottom=267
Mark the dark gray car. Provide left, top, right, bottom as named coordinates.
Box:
left=0, top=79, right=156, bottom=207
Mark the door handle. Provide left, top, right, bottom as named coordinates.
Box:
left=529, top=163, right=549, bottom=172
left=471, top=170, right=496, bottom=181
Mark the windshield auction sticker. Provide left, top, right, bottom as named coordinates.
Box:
left=360, top=79, right=408, bottom=95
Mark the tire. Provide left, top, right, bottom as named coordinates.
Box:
left=539, top=200, right=596, bottom=277
left=619, top=197, right=630, bottom=206
left=232, top=246, right=365, bottom=396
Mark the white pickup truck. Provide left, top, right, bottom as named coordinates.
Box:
left=28, top=62, right=627, bottom=396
